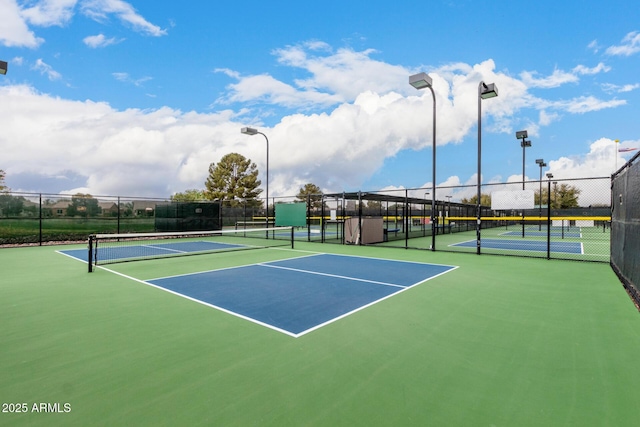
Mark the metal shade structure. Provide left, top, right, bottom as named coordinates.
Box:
left=241, top=127, right=269, bottom=230
left=0, top=61, right=7, bottom=75
left=476, top=81, right=499, bottom=254
left=409, top=72, right=437, bottom=251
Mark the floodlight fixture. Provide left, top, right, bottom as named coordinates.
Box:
left=409, top=71, right=437, bottom=251
left=409, top=72, right=433, bottom=90
left=546, top=173, right=554, bottom=179
left=240, top=127, right=258, bottom=135
left=521, top=140, right=532, bottom=148
left=0, top=61, right=7, bottom=75
left=515, top=130, right=528, bottom=140
left=480, top=82, right=498, bottom=99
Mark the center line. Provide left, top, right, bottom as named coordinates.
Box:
left=258, top=263, right=406, bottom=289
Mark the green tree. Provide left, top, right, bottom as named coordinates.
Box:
left=0, top=169, right=8, bottom=192
left=0, top=194, right=24, bottom=216
left=534, top=188, right=549, bottom=207
left=461, top=193, right=492, bottom=206
left=204, top=153, right=262, bottom=207
left=550, top=183, right=581, bottom=209
left=171, top=189, right=206, bottom=202
left=66, top=194, right=101, bottom=217
left=296, top=183, right=323, bottom=209
left=366, top=200, right=382, bottom=210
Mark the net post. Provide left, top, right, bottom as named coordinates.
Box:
left=88, top=234, right=95, bottom=273
left=291, top=226, right=295, bottom=249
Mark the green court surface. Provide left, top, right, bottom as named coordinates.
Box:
left=1, top=242, right=639, bottom=426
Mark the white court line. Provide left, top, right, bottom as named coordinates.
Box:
left=95, top=264, right=300, bottom=338
left=72, top=250, right=459, bottom=338
left=257, top=263, right=407, bottom=289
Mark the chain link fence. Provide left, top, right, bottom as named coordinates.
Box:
left=611, top=152, right=640, bottom=307
left=1, top=177, right=611, bottom=264
left=0, top=192, right=166, bottom=245
left=317, top=177, right=610, bottom=263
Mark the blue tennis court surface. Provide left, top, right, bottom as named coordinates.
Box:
left=59, top=240, right=246, bottom=263
left=501, top=230, right=582, bottom=238
left=451, top=238, right=583, bottom=254
left=143, top=254, right=457, bottom=337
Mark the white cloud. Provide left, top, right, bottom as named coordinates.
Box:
left=83, top=33, right=121, bottom=48
left=572, top=62, right=611, bottom=75
left=538, top=110, right=559, bottom=127
left=520, top=69, right=578, bottom=88
left=112, top=72, right=152, bottom=87
left=601, top=82, right=640, bottom=94
left=0, top=44, right=630, bottom=199
left=605, top=31, right=640, bottom=56
left=273, top=44, right=409, bottom=101
left=0, top=0, right=164, bottom=49
left=0, top=0, right=44, bottom=47
left=519, top=62, right=609, bottom=90
left=80, top=0, right=167, bottom=36
left=218, top=74, right=344, bottom=109
left=546, top=96, right=626, bottom=113
left=21, top=0, right=78, bottom=27
left=32, top=58, right=62, bottom=80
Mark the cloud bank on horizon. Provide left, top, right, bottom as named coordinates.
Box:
left=0, top=1, right=639, bottom=206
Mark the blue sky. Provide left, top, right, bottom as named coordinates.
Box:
left=1, top=0, right=639, bottom=203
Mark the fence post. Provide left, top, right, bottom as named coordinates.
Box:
left=39, top=193, right=43, bottom=246
left=88, top=235, right=94, bottom=273
left=547, top=180, right=551, bottom=260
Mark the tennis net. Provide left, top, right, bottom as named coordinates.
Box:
left=88, top=226, right=294, bottom=272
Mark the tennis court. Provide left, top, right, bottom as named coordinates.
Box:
left=451, top=238, right=583, bottom=254
left=61, top=244, right=456, bottom=337
left=2, top=239, right=639, bottom=426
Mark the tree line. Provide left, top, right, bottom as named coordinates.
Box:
left=461, top=183, right=582, bottom=210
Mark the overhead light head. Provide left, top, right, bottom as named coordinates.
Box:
left=480, top=82, right=498, bottom=99
left=516, top=130, right=528, bottom=139
left=535, top=158, right=544, bottom=164
left=546, top=173, right=554, bottom=179
left=409, top=72, right=433, bottom=90
left=521, top=140, right=532, bottom=148
left=240, top=127, right=258, bottom=135
left=0, top=60, right=7, bottom=75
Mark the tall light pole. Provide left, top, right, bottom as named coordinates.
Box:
left=241, top=127, right=269, bottom=230
left=516, top=130, right=531, bottom=237
left=535, top=158, right=546, bottom=230
left=409, top=72, right=437, bottom=251
left=477, top=81, right=499, bottom=254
